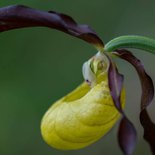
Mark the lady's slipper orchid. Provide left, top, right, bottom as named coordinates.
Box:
left=41, top=52, right=125, bottom=150
left=0, top=5, right=155, bottom=155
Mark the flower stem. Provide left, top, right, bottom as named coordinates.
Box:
left=104, top=35, right=155, bottom=54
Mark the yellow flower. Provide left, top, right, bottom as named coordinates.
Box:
left=41, top=52, right=125, bottom=150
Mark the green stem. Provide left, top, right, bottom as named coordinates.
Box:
left=104, top=35, right=155, bottom=54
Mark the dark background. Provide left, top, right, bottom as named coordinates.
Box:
left=0, top=0, right=155, bottom=155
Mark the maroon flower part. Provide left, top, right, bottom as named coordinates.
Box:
left=113, top=49, right=155, bottom=155
left=108, top=57, right=137, bottom=155
left=0, top=5, right=104, bottom=50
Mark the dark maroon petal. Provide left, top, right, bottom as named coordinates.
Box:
left=108, top=56, right=137, bottom=155
left=140, top=109, right=155, bottom=153
left=113, top=49, right=155, bottom=154
left=113, top=49, right=154, bottom=110
left=0, top=5, right=104, bottom=49
left=108, top=60, right=124, bottom=112
left=118, top=117, right=137, bottom=155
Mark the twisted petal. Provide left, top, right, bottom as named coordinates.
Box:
left=0, top=5, right=104, bottom=50
left=113, top=49, right=155, bottom=155
left=107, top=57, right=137, bottom=155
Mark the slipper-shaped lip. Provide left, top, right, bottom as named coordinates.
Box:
left=41, top=52, right=125, bottom=150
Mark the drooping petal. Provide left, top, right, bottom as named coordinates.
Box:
left=0, top=5, right=104, bottom=50
left=140, top=109, right=155, bottom=153
left=113, top=49, right=155, bottom=155
left=108, top=57, right=137, bottom=155
left=108, top=60, right=124, bottom=112
left=118, top=117, right=137, bottom=155
left=113, top=49, right=154, bottom=109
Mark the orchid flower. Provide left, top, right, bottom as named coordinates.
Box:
left=0, top=5, right=155, bottom=155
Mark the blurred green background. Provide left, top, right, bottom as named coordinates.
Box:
left=0, top=0, right=155, bottom=155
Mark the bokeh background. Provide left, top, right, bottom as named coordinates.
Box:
left=0, top=0, right=155, bottom=155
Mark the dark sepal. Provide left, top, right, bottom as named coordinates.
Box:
left=0, top=5, right=104, bottom=50
left=108, top=57, right=137, bottom=155
left=113, top=49, right=155, bottom=155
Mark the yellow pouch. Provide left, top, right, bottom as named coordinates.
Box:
left=41, top=71, right=125, bottom=150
